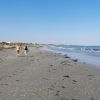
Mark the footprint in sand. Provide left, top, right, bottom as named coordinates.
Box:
left=60, top=97, right=69, bottom=100
left=0, top=58, right=4, bottom=63
left=60, top=61, right=71, bottom=66
left=18, top=70, right=24, bottom=73
left=60, top=61, right=67, bottom=65
left=89, top=78, right=92, bottom=80
left=72, top=80, right=77, bottom=84
left=61, top=97, right=69, bottom=100
left=12, top=73, right=16, bottom=75
left=0, top=83, right=8, bottom=86
left=8, top=75, right=12, bottom=78
left=16, top=80, right=20, bottom=82
left=50, top=84, right=55, bottom=89
left=90, top=97, right=95, bottom=100
left=88, top=75, right=94, bottom=77
left=61, top=86, right=66, bottom=89
left=88, top=75, right=94, bottom=80
left=31, top=59, right=34, bottom=61
left=15, top=70, right=19, bottom=72
left=37, top=59, right=40, bottom=62
left=52, top=68, right=57, bottom=70
left=48, top=87, right=55, bottom=91
left=42, top=77, right=49, bottom=80
left=63, top=75, right=70, bottom=78
left=55, top=90, right=60, bottom=96
left=50, top=64, right=53, bottom=66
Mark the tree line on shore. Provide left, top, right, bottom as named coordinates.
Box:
left=0, top=42, right=42, bottom=49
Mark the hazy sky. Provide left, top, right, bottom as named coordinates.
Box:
left=0, top=0, right=100, bottom=45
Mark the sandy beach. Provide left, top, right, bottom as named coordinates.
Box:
left=0, top=47, right=100, bottom=100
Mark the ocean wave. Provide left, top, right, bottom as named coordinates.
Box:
left=43, top=45, right=100, bottom=67
left=45, top=45, right=100, bottom=56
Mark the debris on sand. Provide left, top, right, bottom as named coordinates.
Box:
left=72, top=59, right=78, bottom=62
left=63, top=54, right=70, bottom=58
left=63, top=75, right=70, bottom=78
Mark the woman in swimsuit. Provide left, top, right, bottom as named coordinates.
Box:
left=24, top=45, right=28, bottom=55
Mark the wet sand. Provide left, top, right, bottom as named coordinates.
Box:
left=0, top=47, right=100, bottom=100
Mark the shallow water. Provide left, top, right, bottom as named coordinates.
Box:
left=43, top=46, right=100, bottom=67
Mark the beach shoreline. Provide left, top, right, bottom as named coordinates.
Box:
left=0, top=47, right=100, bottom=100
left=43, top=45, right=100, bottom=68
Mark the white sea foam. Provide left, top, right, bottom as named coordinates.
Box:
left=42, top=45, right=100, bottom=67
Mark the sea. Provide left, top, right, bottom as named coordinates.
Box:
left=43, top=45, right=100, bottom=67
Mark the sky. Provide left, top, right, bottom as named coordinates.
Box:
left=0, top=0, right=100, bottom=45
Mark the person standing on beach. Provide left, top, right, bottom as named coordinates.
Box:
left=19, top=44, right=23, bottom=54
left=24, top=45, right=28, bottom=55
left=16, top=45, right=21, bottom=56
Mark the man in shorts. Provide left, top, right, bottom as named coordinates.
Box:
left=16, top=45, right=20, bottom=56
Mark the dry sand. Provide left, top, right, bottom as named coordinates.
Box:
left=0, top=47, right=100, bottom=100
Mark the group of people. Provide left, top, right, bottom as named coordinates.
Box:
left=16, top=44, right=28, bottom=56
